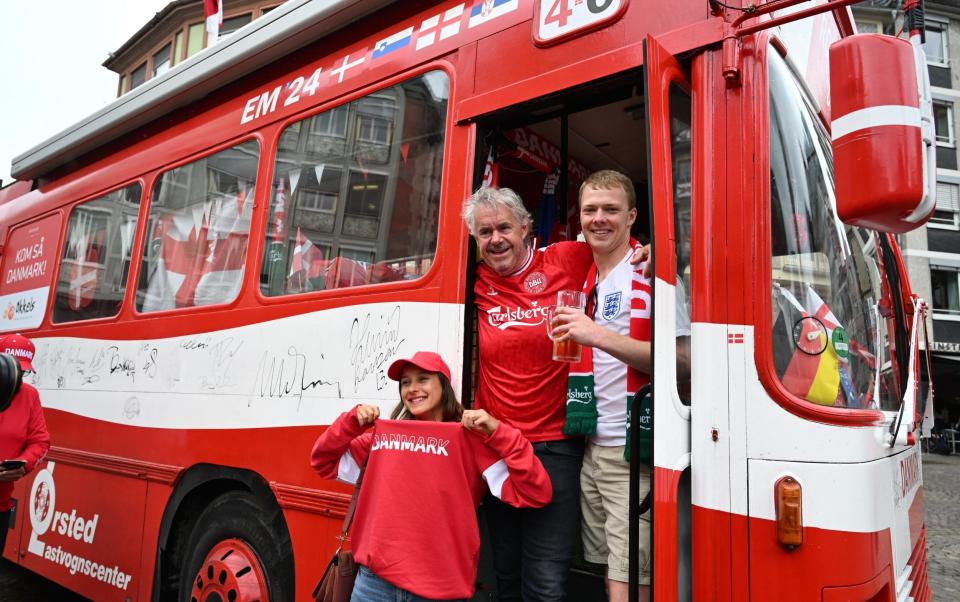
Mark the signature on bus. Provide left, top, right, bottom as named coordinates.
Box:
left=349, top=305, right=405, bottom=393
left=253, top=346, right=342, bottom=406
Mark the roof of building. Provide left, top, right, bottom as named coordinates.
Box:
left=102, top=0, right=195, bottom=71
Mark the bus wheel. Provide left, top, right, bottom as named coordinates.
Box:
left=180, top=491, right=292, bottom=602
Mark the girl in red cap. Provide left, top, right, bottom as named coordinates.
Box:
left=310, top=351, right=551, bottom=602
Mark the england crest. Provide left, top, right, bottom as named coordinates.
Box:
left=602, top=292, right=621, bottom=321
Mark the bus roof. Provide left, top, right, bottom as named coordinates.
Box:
left=10, top=0, right=397, bottom=182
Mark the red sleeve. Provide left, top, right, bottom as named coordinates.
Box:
left=468, top=422, right=552, bottom=508
left=545, top=241, right=593, bottom=279
left=15, top=387, right=49, bottom=473
left=309, top=406, right=373, bottom=485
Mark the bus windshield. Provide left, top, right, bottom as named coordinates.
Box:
left=768, top=48, right=902, bottom=413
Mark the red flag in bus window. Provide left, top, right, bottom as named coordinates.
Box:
left=143, top=192, right=251, bottom=311
left=482, top=148, right=498, bottom=187
left=287, top=228, right=328, bottom=291
left=67, top=229, right=105, bottom=311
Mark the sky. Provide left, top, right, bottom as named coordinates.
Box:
left=0, top=1, right=173, bottom=186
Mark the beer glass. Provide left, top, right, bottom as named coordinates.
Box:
left=546, top=290, right=585, bottom=362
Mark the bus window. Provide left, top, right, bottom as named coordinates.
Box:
left=136, top=140, right=260, bottom=312
left=669, top=85, right=693, bottom=403
left=260, top=70, right=449, bottom=295
left=768, top=50, right=899, bottom=412
left=53, top=183, right=141, bottom=322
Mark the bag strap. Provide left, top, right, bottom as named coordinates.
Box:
left=340, top=456, right=370, bottom=538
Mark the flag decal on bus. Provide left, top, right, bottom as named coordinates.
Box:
left=373, top=27, right=414, bottom=60
left=416, top=4, right=466, bottom=50
left=469, top=0, right=519, bottom=28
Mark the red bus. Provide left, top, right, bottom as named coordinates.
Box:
left=0, top=0, right=935, bottom=600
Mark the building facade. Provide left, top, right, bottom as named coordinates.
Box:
left=104, top=0, right=284, bottom=97
left=852, top=1, right=960, bottom=428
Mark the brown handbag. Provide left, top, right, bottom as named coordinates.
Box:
left=312, top=463, right=366, bottom=602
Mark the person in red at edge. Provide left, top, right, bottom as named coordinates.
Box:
left=0, top=334, right=50, bottom=553
left=310, top=351, right=551, bottom=602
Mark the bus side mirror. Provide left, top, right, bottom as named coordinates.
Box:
left=830, top=34, right=935, bottom=233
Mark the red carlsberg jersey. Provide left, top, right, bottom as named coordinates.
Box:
left=310, top=408, right=551, bottom=599
left=474, top=242, right=593, bottom=441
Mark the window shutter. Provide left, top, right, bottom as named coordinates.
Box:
left=936, top=181, right=960, bottom=212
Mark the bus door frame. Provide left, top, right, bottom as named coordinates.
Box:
left=641, top=34, right=696, bottom=602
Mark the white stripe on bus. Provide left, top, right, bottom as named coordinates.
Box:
left=831, top=105, right=921, bottom=140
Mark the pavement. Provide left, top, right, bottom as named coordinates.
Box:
left=921, top=451, right=960, bottom=600
left=2, top=452, right=959, bottom=600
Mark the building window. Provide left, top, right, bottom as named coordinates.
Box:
left=854, top=20, right=883, bottom=35
left=924, top=21, right=949, bottom=66
left=934, top=101, right=954, bottom=146
left=172, top=31, right=184, bottom=65
left=932, top=181, right=960, bottom=229
left=931, top=268, right=960, bottom=315
left=220, top=14, right=253, bottom=39
left=152, top=43, right=172, bottom=78
left=261, top=5, right=280, bottom=15
left=130, top=62, right=147, bottom=90
left=187, top=23, right=204, bottom=58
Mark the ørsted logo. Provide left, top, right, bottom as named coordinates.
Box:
left=487, top=302, right=549, bottom=330
left=28, top=462, right=100, bottom=557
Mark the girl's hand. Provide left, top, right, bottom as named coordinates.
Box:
left=356, top=404, right=380, bottom=426
left=462, top=409, right=499, bottom=436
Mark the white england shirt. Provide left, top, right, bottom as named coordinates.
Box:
left=591, top=253, right=691, bottom=446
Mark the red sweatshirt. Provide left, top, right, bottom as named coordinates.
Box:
left=310, top=407, right=552, bottom=599
left=0, top=383, right=50, bottom=511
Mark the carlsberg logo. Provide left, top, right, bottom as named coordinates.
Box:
left=487, top=305, right=549, bottom=330
left=567, top=386, right=592, bottom=404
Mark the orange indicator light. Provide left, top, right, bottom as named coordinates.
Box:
left=775, top=476, right=803, bottom=550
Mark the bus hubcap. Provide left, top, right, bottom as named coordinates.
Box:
left=191, top=538, right=269, bottom=602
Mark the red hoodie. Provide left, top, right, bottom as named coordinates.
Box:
left=310, top=407, right=551, bottom=599
left=0, top=383, right=50, bottom=511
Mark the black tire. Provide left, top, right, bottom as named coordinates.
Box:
left=177, top=491, right=293, bottom=602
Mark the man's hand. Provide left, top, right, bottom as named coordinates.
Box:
left=356, top=404, right=380, bottom=426
left=628, top=244, right=653, bottom=278
left=0, top=466, right=26, bottom=483
left=462, top=409, right=499, bottom=436
left=551, top=307, right=608, bottom=348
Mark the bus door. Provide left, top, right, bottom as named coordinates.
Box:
left=642, top=35, right=695, bottom=601
left=463, top=38, right=700, bottom=599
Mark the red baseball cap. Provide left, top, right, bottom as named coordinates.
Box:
left=0, top=333, right=35, bottom=371
left=387, top=351, right=452, bottom=383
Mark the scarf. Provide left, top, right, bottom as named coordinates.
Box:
left=563, top=242, right=652, bottom=457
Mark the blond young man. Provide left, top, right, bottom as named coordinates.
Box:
left=552, top=171, right=690, bottom=602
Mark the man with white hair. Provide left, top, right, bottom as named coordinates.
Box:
left=463, top=186, right=594, bottom=601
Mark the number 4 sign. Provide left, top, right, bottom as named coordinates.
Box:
left=534, top=0, right=628, bottom=46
